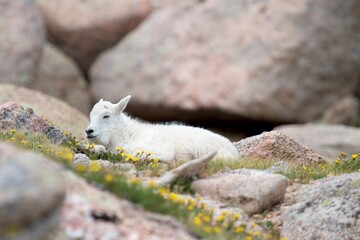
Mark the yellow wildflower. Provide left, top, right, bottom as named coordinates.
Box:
left=352, top=154, right=358, bottom=160
left=187, top=205, right=194, bottom=211
left=232, top=213, right=241, bottom=220
left=246, top=236, right=252, bottom=240
left=157, top=187, right=169, bottom=195
left=178, top=197, right=187, bottom=205
left=125, top=154, right=131, bottom=161
left=234, top=226, right=245, bottom=233
left=202, top=215, right=211, bottom=223
left=75, top=164, right=87, bottom=172
left=89, top=161, right=101, bottom=172
left=192, top=216, right=202, bottom=226
left=335, top=159, right=341, bottom=164
left=302, top=165, right=307, bottom=170
left=116, top=147, right=121, bottom=152
left=36, top=144, right=42, bottom=149
left=216, top=215, right=225, bottom=222
left=168, top=193, right=180, bottom=202
left=104, top=174, right=114, bottom=183
left=10, top=129, right=16, bottom=133
left=63, top=150, right=74, bottom=162
left=280, top=237, right=288, bottom=240
left=128, top=177, right=141, bottom=185
left=213, top=226, right=221, bottom=234
left=132, top=157, right=138, bottom=162
left=203, top=226, right=212, bottom=233
left=120, top=152, right=126, bottom=157
left=63, top=131, right=69, bottom=135
left=148, top=179, right=157, bottom=188
left=153, top=158, right=159, bottom=163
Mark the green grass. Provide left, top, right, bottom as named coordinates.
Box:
left=203, top=153, right=360, bottom=184
left=206, top=157, right=277, bottom=175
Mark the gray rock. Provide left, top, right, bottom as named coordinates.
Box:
left=0, top=0, right=45, bottom=86
left=91, top=0, right=360, bottom=124
left=72, top=154, right=137, bottom=177
left=275, top=124, right=360, bottom=160
left=191, top=170, right=288, bottom=215
left=319, top=95, right=359, bottom=125
left=0, top=142, right=65, bottom=240
left=281, top=172, right=360, bottom=240
left=72, top=153, right=91, bottom=166
left=156, top=151, right=216, bottom=186
left=265, top=161, right=291, bottom=174
left=114, top=163, right=136, bottom=171
left=0, top=84, right=89, bottom=139
left=33, top=43, right=91, bottom=113
left=234, top=130, right=327, bottom=165
left=0, top=102, right=66, bottom=144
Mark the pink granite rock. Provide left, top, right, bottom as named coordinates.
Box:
left=234, top=131, right=327, bottom=165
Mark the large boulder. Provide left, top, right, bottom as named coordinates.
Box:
left=36, top=0, right=151, bottom=72
left=91, top=0, right=360, bottom=123
left=0, top=0, right=45, bottom=86
left=33, top=43, right=91, bottom=114
left=275, top=124, right=360, bottom=160
left=0, top=102, right=66, bottom=144
left=234, top=131, right=327, bottom=165
left=0, top=84, right=88, bottom=138
left=281, top=172, right=360, bottom=240
left=191, top=169, right=288, bottom=215
left=0, top=142, right=65, bottom=240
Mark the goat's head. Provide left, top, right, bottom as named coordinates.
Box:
left=86, top=95, right=131, bottom=146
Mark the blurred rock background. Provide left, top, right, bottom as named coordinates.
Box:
left=1, top=0, right=360, bottom=139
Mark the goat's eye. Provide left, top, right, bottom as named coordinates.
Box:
left=103, top=115, right=110, bottom=119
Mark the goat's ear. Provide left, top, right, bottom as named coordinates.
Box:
left=115, top=95, right=131, bottom=114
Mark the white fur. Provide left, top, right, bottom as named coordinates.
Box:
left=86, top=95, right=239, bottom=163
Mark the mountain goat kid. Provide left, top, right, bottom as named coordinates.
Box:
left=86, top=95, right=239, bottom=163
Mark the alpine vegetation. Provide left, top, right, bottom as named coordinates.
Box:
left=86, top=96, right=239, bottom=163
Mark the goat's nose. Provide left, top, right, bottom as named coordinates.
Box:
left=86, top=129, right=94, bottom=134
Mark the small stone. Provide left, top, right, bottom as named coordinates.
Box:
left=191, top=170, right=288, bottom=215
left=265, top=161, right=291, bottom=174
